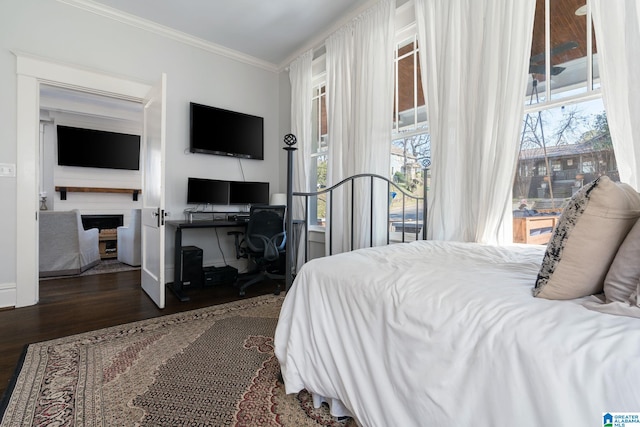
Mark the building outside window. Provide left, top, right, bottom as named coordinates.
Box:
left=514, top=0, right=615, bottom=217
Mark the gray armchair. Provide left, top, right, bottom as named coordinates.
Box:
left=117, top=209, right=141, bottom=266
left=39, top=210, right=100, bottom=277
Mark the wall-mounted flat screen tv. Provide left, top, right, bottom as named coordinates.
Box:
left=57, top=125, right=141, bottom=170
left=187, top=177, right=230, bottom=205
left=190, top=102, right=264, bottom=160
left=229, top=181, right=270, bottom=205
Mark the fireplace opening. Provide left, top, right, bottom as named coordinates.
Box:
left=81, top=215, right=124, bottom=260
left=81, top=215, right=124, bottom=231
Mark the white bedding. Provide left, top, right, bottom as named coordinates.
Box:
left=274, top=240, right=640, bottom=427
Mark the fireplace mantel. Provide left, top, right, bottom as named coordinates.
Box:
left=55, top=186, right=141, bottom=201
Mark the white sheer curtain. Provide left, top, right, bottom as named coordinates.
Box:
left=592, top=1, right=640, bottom=190
left=325, top=0, right=394, bottom=254
left=415, top=0, right=536, bottom=244
left=288, top=49, right=313, bottom=270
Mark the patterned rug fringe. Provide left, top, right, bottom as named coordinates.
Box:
left=39, top=259, right=140, bottom=281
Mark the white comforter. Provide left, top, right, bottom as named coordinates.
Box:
left=274, top=240, right=640, bottom=427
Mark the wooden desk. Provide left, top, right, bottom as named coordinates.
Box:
left=165, top=219, right=247, bottom=301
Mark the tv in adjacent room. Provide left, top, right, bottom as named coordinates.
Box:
left=56, top=125, right=141, bottom=170
left=189, top=102, right=264, bottom=160
left=187, top=177, right=230, bottom=205
left=229, top=181, right=270, bottom=205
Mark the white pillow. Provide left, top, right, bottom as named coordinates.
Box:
left=533, top=176, right=640, bottom=300
left=603, top=218, right=640, bottom=303
left=582, top=278, right=640, bottom=319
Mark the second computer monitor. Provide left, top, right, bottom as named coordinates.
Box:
left=229, top=181, right=270, bottom=205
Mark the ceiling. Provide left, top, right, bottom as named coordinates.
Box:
left=86, top=0, right=374, bottom=68
left=46, top=0, right=595, bottom=120
left=40, top=84, right=142, bottom=123
left=531, top=0, right=593, bottom=64
left=39, top=0, right=372, bottom=122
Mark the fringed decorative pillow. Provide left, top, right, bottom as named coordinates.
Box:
left=533, top=176, right=640, bottom=300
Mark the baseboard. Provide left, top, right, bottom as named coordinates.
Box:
left=0, top=282, right=17, bottom=309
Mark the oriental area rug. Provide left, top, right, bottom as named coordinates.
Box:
left=0, top=295, right=356, bottom=426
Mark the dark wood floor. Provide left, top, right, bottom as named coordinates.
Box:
left=0, top=270, right=278, bottom=400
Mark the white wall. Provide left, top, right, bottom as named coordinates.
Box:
left=277, top=69, right=292, bottom=191
left=0, top=0, right=291, bottom=305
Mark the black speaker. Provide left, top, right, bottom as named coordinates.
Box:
left=180, top=246, right=203, bottom=288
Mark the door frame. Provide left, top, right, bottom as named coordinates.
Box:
left=15, top=52, right=152, bottom=307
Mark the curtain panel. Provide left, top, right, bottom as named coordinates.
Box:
left=288, top=49, right=313, bottom=270
left=415, top=0, right=536, bottom=244
left=592, top=0, right=640, bottom=190
left=325, top=0, right=395, bottom=254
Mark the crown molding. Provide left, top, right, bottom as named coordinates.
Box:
left=277, top=0, right=402, bottom=72
left=278, top=0, right=380, bottom=71
left=57, top=0, right=279, bottom=73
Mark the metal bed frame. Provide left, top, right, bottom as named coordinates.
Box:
left=282, top=134, right=427, bottom=290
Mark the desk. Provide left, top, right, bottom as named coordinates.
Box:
left=166, top=219, right=246, bottom=301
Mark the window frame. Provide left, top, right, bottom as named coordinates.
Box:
left=524, top=0, right=600, bottom=115
left=308, top=77, right=327, bottom=228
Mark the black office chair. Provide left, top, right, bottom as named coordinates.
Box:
left=229, top=205, right=286, bottom=296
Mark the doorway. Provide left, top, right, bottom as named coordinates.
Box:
left=15, top=53, right=154, bottom=308
left=39, top=84, right=143, bottom=290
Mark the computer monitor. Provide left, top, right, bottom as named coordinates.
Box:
left=229, top=181, right=270, bottom=205
left=186, top=177, right=230, bottom=205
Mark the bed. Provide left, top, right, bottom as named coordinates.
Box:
left=275, top=240, right=640, bottom=426
left=275, top=140, right=640, bottom=427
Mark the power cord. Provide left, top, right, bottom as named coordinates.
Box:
left=238, top=158, right=246, bottom=181
left=214, top=228, right=228, bottom=266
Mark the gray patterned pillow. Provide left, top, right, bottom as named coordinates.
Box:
left=533, top=176, right=640, bottom=300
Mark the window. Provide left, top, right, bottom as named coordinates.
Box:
left=308, top=30, right=432, bottom=229
left=514, top=0, right=615, bottom=233
left=306, top=6, right=431, bottom=230
left=390, top=34, right=430, bottom=235
left=392, top=35, right=429, bottom=171
left=310, top=83, right=327, bottom=226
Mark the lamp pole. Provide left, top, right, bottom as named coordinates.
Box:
left=283, top=134, right=297, bottom=292
left=421, top=157, right=431, bottom=241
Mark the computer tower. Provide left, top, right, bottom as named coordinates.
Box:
left=180, top=246, right=203, bottom=287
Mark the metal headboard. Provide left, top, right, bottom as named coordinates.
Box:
left=282, top=135, right=427, bottom=290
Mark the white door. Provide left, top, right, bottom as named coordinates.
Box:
left=141, top=73, right=167, bottom=308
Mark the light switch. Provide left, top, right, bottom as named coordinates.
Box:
left=0, top=163, right=16, bottom=177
